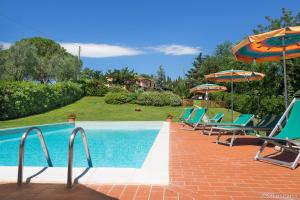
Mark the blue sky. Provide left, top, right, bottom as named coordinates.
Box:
left=1, top=0, right=299, bottom=78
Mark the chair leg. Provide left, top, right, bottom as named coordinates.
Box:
left=216, top=130, right=222, bottom=144
left=291, top=151, right=300, bottom=169
left=229, top=132, right=236, bottom=147
left=201, top=125, right=206, bottom=134
left=254, top=141, right=268, bottom=160
left=209, top=127, right=213, bottom=136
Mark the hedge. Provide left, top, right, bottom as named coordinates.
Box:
left=0, top=81, right=84, bottom=120
left=137, top=91, right=182, bottom=106
left=84, top=80, right=108, bottom=96
left=209, top=92, right=285, bottom=117
left=104, top=92, right=129, bottom=104
left=104, top=91, right=182, bottom=106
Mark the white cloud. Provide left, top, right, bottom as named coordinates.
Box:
left=0, top=42, right=12, bottom=49
left=150, top=44, right=200, bottom=56
left=0, top=41, right=201, bottom=57
left=60, top=42, right=144, bottom=58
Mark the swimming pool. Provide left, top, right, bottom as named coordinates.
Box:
left=0, top=121, right=169, bottom=184
left=0, top=122, right=160, bottom=168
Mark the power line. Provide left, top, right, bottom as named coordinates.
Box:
left=0, top=12, right=46, bottom=36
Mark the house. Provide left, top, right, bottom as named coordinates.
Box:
left=135, top=76, right=155, bottom=90
left=105, top=77, right=113, bottom=87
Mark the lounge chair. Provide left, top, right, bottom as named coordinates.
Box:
left=210, top=114, right=254, bottom=146
left=202, top=114, right=253, bottom=136
left=255, top=98, right=300, bottom=169
left=210, top=113, right=280, bottom=133
left=179, top=107, right=194, bottom=122
left=206, top=112, right=224, bottom=123
left=180, top=108, right=206, bottom=130
left=212, top=114, right=280, bottom=147
left=245, top=114, right=281, bottom=134
left=197, top=112, right=224, bottom=134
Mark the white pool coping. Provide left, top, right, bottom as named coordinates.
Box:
left=0, top=121, right=169, bottom=185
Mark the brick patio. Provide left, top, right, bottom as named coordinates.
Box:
left=1, top=122, right=300, bottom=200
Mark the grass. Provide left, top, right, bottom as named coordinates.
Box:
left=0, top=97, right=240, bottom=129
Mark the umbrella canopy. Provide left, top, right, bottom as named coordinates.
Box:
left=204, top=69, right=265, bottom=82
left=232, top=26, right=300, bottom=63
left=190, top=84, right=227, bottom=111
left=205, top=69, right=265, bottom=121
left=232, top=26, right=300, bottom=108
left=190, top=83, right=227, bottom=93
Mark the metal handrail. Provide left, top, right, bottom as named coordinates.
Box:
left=18, top=127, right=53, bottom=186
left=67, top=127, right=92, bottom=188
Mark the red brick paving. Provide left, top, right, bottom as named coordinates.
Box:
left=1, top=122, right=300, bottom=200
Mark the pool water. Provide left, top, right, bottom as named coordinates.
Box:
left=0, top=123, right=160, bottom=168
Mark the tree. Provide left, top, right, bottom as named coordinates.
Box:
left=106, top=67, right=137, bottom=86
left=253, top=8, right=300, bottom=99
left=172, top=77, right=190, bottom=98
left=253, top=8, right=300, bottom=34
left=80, top=68, right=105, bottom=82
left=0, top=37, right=82, bottom=83
left=155, top=65, right=166, bottom=90
left=2, top=41, right=38, bottom=81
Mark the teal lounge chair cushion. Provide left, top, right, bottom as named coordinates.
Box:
left=181, top=107, right=194, bottom=121
left=209, top=113, right=224, bottom=122
left=206, top=114, right=254, bottom=127
left=187, top=108, right=206, bottom=124
left=274, top=99, right=300, bottom=140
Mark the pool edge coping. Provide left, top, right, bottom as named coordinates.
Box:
left=0, top=121, right=170, bottom=185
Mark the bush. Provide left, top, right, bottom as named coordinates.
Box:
left=210, top=92, right=285, bottom=118
left=105, top=92, right=129, bottom=104
left=137, top=91, right=164, bottom=106
left=260, top=96, right=285, bottom=116
left=108, top=85, right=127, bottom=93
left=0, top=81, right=83, bottom=120
left=126, top=92, right=139, bottom=104
left=84, top=80, right=108, bottom=96
left=137, top=91, right=182, bottom=106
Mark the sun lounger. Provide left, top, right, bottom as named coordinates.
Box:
left=212, top=114, right=280, bottom=147
left=255, top=98, right=300, bottom=169
left=180, top=108, right=206, bottom=131
left=210, top=114, right=254, bottom=146
left=197, top=112, right=224, bottom=134
left=202, top=114, right=254, bottom=136
left=179, top=107, right=194, bottom=122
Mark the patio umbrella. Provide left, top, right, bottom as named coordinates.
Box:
left=190, top=84, right=227, bottom=110
left=232, top=26, right=300, bottom=108
left=205, top=69, right=265, bottom=122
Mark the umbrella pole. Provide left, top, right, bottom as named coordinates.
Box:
left=282, top=37, right=288, bottom=109
left=206, top=91, right=208, bottom=111
left=231, top=81, right=234, bottom=122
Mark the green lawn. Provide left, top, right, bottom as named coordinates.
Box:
left=0, top=97, right=240, bottom=129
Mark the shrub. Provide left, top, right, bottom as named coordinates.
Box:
left=0, top=81, right=83, bottom=120
left=126, top=92, right=139, bottom=104
left=108, top=85, right=127, bottom=93
left=161, top=91, right=182, bottom=106
left=137, top=91, right=182, bottom=106
left=105, top=92, right=129, bottom=104
left=210, top=92, right=285, bottom=118
left=84, top=80, right=108, bottom=96
left=260, top=96, right=285, bottom=116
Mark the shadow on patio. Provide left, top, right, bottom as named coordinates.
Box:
left=0, top=183, right=117, bottom=200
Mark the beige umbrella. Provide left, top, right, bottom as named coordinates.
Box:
left=205, top=69, right=265, bottom=121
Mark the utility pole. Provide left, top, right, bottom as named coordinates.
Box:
left=78, top=46, right=81, bottom=62
left=77, top=46, right=81, bottom=80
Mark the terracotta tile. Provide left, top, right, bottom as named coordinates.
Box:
left=1, top=123, right=300, bottom=199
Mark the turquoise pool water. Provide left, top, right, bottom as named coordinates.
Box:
left=0, top=123, right=160, bottom=168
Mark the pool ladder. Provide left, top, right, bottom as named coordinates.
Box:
left=17, top=126, right=92, bottom=188
left=17, top=127, right=53, bottom=186
left=67, top=127, right=93, bottom=188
